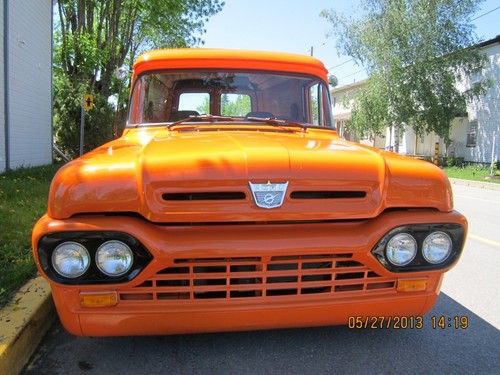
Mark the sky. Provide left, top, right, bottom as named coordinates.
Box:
left=200, top=0, right=500, bottom=87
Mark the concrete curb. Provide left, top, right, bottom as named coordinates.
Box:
left=449, top=177, right=500, bottom=191
left=0, top=276, right=54, bottom=375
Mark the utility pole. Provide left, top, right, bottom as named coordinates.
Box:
left=490, top=131, right=497, bottom=177
left=309, top=46, right=314, bottom=56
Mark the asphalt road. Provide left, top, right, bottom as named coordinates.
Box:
left=24, top=184, right=500, bottom=375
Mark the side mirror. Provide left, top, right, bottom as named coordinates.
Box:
left=115, top=66, right=130, bottom=80
left=328, top=75, right=338, bottom=88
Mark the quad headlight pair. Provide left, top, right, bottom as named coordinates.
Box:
left=385, top=231, right=452, bottom=266
left=52, top=240, right=133, bottom=279
left=372, top=224, right=465, bottom=272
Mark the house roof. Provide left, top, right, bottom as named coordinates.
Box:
left=331, top=35, right=500, bottom=94
left=477, top=35, right=500, bottom=49
left=133, top=48, right=328, bottom=79
left=331, top=79, right=367, bottom=94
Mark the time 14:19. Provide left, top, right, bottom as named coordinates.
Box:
left=431, top=315, right=469, bottom=329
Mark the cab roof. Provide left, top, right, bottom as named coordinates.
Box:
left=133, top=48, right=328, bottom=80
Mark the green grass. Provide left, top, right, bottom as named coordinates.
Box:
left=444, top=165, right=500, bottom=184
left=0, top=164, right=61, bottom=307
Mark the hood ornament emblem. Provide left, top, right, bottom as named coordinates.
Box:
left=249, top=181, right=288, bottom=209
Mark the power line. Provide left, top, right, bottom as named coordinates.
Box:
left=325, top=6, right=499, bottom=77
left=472, top=5, right=500, bottom=21
left=328, top=58, right=354, bottom=70
left=338, top=68, right=365, bottom=80
left=328, top=6, right=499, bottom=71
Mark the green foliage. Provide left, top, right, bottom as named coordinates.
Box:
left=443, top=156, right=465, bottom=167
left=195, top=94, right=253, bottom=116
left=54, top=0, right=224, bottom=155
left=53, top=72, right=115, bottom=157
left=196, top=96, right=210, bottom=114
left=0, top=164, right=61, bottom=307
left=221, top=94, right=251, bottom=116
left=322, top=0, right=490, bottom=141
left=310, top=90, right=319, bottom=124
left=347, top=74, right=391, bottom=137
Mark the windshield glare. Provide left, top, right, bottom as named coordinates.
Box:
left=128, top=70, right=334, bottom=127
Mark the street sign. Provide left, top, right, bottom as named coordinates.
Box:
left=83, top=94, right=94, bottom=111
left=80, top=95, right=94, bottom=156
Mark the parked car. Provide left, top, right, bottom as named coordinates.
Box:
left=32, top=49, right=466, bottom=336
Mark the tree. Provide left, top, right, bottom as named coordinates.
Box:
left=195, top=94, right=252, bottom=116
left=221, top=94, right=251, bottom=116
left=53, top=0, right=224, bottom=156
left=322, top=0, right=490, bottom=143
left=196, top=96, right=210, bottom=114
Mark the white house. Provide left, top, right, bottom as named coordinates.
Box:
left=450, top=36, right=500, bottom=163
left=0, top=0, right=52, bottom=173
left=331, top=79, right=389, bottom=149
left=332, top=35, right=500, bottom=164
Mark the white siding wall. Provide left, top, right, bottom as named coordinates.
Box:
left=449, top=117, right=469, bottom=158
left=397, top=127, right=445, bottom=156
left=359, top=136, right=385, bottom=149
left=331, top=40, right=500, bottom=162
left=452, top=42, right=500, bottom=163
left=8, top=0, right=51, bottom=169
left=332, top=92, right=354, bottom=121
left=0, top=1, right=5, bottom=172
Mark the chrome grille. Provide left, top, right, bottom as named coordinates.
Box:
left=120, top=254, right=396, bottom=302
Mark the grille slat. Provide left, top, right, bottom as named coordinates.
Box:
left=120, top=254, right=396, bottom=302
left=147, top=277, right=397, bottom=294
left=152, top=266, right=372, bottom=281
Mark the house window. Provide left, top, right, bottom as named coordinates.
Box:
left=466, top=120, right=478, bottom=147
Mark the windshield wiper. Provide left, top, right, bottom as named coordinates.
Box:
left=166, top=114, right=239, bottom=130
left=166, top=114, right=312, bottom=132
left=245, top=116, right=308, bottom=132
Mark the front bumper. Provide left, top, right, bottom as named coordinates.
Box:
left=32, top=209, right=466, bottom=336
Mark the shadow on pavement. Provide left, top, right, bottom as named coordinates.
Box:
left=24, top=293, right=500, bottom=375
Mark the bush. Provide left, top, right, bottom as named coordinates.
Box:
left=53, top=73, right=115, bottom=158
left=443, top=156, right=465, bottom=167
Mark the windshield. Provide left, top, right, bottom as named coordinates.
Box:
left=127, top=70, right=334, bottom=128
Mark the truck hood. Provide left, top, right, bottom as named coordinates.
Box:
left=48, top=126, right=453, bottom=222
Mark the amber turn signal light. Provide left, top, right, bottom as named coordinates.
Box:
left=80, top=292, right=118, bottom=307
left=397, top=279, right=427, bottom=292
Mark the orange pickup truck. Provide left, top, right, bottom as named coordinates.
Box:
left=32, top=49, right=466, bottom=336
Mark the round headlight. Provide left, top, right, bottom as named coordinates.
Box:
left=385, top=233, right=417, bottom=266
left=423, top=231, right=452, bottom=264
left=52, top=241, right=90, bottom=278
left=96, top=240, right=133, bottom=277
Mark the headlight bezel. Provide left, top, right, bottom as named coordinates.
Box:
left=372, top=223, right=465, bottom=272
left=38, top=231, right=151, bottom=285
